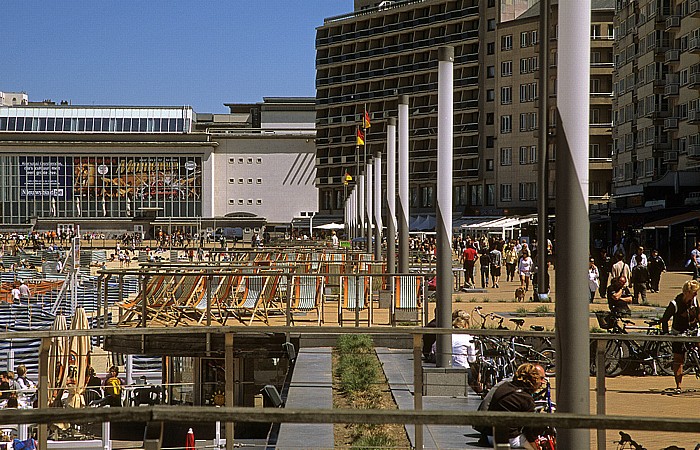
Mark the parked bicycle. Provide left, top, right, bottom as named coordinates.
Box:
left=590, top=311, right=674, bottom=377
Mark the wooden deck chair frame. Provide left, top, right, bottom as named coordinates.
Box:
left=288, top=275, right=324, bottom=326
left=390, top=275, right=425, bottom=326
left=224, top=273, right=280, bottom=325
left=338, top=275, right=371, bottom=326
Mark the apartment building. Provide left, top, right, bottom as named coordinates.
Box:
left=315, top=0, right=615, bottom=219
left=612, top=0, right=700, bottom=210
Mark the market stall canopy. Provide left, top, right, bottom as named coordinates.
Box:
left=315, top=222, right=345, bottom=230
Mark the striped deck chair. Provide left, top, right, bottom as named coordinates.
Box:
left=338, top=275, right=370, bottom=326
left=289, top=276, right=324, bottom=325
left=225, top=274, right=279, bottom=325
left=391, top=275, right=424, bottom=326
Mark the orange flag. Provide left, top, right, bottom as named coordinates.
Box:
left=363, top=110, right=371, bottom=129
left=357, top=129, right=365, bottom=146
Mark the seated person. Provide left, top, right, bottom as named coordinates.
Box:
left=102, top=366, right=123, bottom=407
left=607, top=275, right=632, bottom=317
left=479, top=363, right=546, bottom=449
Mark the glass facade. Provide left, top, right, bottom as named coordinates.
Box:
left=0, top=106, right=193, bottom=133
left=0, top=155, right=202, bottom=223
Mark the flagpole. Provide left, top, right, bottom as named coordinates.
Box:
left=356, top=125, right=364, bottom=245
left=363, top=104, right=372, bottom=254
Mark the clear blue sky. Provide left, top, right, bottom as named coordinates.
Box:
left=4, top=1, right=352, bottom=113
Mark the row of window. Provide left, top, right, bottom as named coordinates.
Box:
left=0, top=116, right=188, bottom=133
left=228, top=199, right=263, bottom=205
left=228, top=178, right=263, bottom=185
left=499, top=146, right=538, bottom=165
left=499, top=113, right=539, bottom=133
left=228, top=157, right=263, bottom=164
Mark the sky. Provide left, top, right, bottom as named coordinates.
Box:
left=4, top=1, right=353, bottom=113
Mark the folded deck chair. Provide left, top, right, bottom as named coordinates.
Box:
left=391, top=275, right=424, bottom=326
left=289, top=275, right=324, bottom=325
left=338, top=275, right=370, bottom=326
left=224, top=274, right=279, bottom=325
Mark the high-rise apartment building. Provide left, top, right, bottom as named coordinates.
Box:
left=612, top=0, right=700, bottom=210
left=315, top=0, right=615, bottom=219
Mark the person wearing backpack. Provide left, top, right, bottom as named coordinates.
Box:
left=477, top=363, right=547, bottom=449
left=103, top=366, right=123, bottom=407
left=630, top=254, right=650, bottom=304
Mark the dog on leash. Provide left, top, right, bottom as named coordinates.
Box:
left=514, top=287, right=526, bottom=302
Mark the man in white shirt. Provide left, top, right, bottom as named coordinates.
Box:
left=11, top=284, right=21, bottom=304
left=18, top=280, right=31, bottom=302
left=629, top=246, right=647, bottom=270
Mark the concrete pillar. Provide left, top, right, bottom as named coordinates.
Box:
left=366, top=160, right=373, bottom=254
left=436, top=46, right=454, bottom=368
left=374, top=149, right=383, bottom=260
left=386, top=118, right=397, bottom=274
left=398, top=95, right=410, bottom=273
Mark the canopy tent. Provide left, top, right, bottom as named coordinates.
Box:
left=409, top=215, right=437, bottom=231
left=460, top=215, right=538, bottom=240
left=315, top=222, right=345, bottom=230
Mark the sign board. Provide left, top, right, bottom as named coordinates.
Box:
left=19, top=156, right=73, bottom=199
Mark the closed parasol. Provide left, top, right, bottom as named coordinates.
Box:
left=66, top=307, right=91, bottom=408
left=47, top=315, right=68, bottom=406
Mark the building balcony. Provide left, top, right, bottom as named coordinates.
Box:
left=690, top=37, right=700, bottom=53
left=689, top=144, right=700, bottom=159
left=664, top=83, right=679, bottom=96
left=692, top=0, right=700, bottom=16
left=663, top=151, right=678, bottom=162
left=690, top=73, right=700, bottom=88
left=664, top=118, right=679, bottom=130
left=665, top=49, right=680, bottom=63
left=689, top=110, right=700, bottom=124
left=665, top=15, right=681, bottom=29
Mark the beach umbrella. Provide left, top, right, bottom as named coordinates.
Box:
left=47, top=315, right=68, bottom=406
left=66, top=307, right=91, bottom=408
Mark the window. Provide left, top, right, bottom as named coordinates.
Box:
left=256, top=158, right=262, bottom=164
left=486, top=113, right=494, bottom=125
left=238, top=158, right=244, bottom=164
left=238, top=199, right=244, bottom=205
left=486, top=184, right=495, bottom=205
left=501, top=86, right=512, bottom=104
left=486, top=136, right=495, bottom=148
left=487, top=66, right=495, bottom=78
left=247, top=158, right=253, bottom=164
left=519, top=146, right=528, bottom=164
left=470, top=185, right=483, bottom=206
left=500, top=115, right=512, bottom=133
left=501, top=61, right=512, bottom=76
left=500, top=147, right=512, bottom=166
left=589, top=143, right=601, bottom=158
left=247, top=178, right=253, bottom=184
left=487, top=19, right=496, bottom=31
left=228, top=158, right=235, bottom=164
left=238, top=178, right=244, bottom=184
left=529, top=145, right=537, bottom=163
left=486, top=159, right=494, bottom=171
left=519, top=182, right=527, bottom=200
left=590, top=108, right=600, bottom=124
left=487, top=42, right=495, bottom=54
left=500, top=184, right=512, bottom=201
left=521, top=31, right=529, bottom=47
left=247, top=199, right=253, bottom=205
left=501, top=35, right=513, bottom=50
left=487, top=89, right=495, bottom=101
left=228, top=199, right=235, bottom=205
left=256, top=178, right=262, bottom=184
left=256, top=199, right=262, bottom=205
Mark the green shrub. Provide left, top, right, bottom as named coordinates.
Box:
left=352, top=431, right=396, bottom=449
left=515, top=307, right=529, bottom=314
left=533, top=305, right=550, bottom=314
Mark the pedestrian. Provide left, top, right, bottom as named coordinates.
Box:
left=597, top=248, right=612, bottom=298
left=629, top=246, right=647, bottom=270
left=607, top=275, right=633, bottom=317
left=489, top=245, right=503, bottom=288
left=588, top=258, right=600, bottom=303
left=690, top=241, right=700, bottom=280
left=18, top=280, right=31, bottom=303
left=648, top=249, right=666, bottom=293
left=611, top=251, right=631, bottom=287
left=461, top=242, right=478, bottom=288
left=479, top=249, right=490, bottom=288
left=630, top=254, right=650, bottom=304
left=504, top=242, right=518, bottom=282
left=10, top=283, right=20, bottom=304
left=660, top=280, right=700, bottom=394
left=518, top=250, right=534, bottom=291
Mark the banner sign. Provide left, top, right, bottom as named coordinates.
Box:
left=19, top=156, right=73, bottom=198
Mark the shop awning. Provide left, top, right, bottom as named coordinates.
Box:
left=643, top=210, right=700, bottom=229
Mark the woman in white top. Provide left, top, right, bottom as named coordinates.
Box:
left=518, top=250, right=534, bottom=291
left=588, top=258, right=600, bottom=303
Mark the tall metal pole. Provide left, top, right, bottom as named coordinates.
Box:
left=386, top=117, right=397, bottom=274
left=374, top=149, right=383, bottom=261
left=358, top=174, right=365, bottom=247
left=398, top=95, right=410, bottom=273
left=436, top=46, right=454, bottom=368
left=555, top=0, right=591, bottom=448
left=537, top=0, right=550, bottom=300
left=366, top=159, right=374, bottom=254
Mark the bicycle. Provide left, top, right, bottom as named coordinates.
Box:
left=616, top=431, right=646, bottom=450
left=590, top=311, right=674, bottom=377
left=494, top=315, right=557, bottom=377
left=680, top=326, right=700, bottom=378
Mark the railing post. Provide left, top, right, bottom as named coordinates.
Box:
left=38, top=337, right=49, bottom=450
left=140, top=274, right=148, bottom=328
left=206, top=272, right=212, bottom=327
left=596, top=338, right=606, bottom=450
left=413, top=333, right=424, bottom=449
left=286, top=274, right=292, bottom=329
left=225, top=332, right=235, bottom=450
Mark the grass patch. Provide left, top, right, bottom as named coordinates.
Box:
left=352, top=432, right=396, bottom=449
left=533, top=305, right=551, bottom=314
left=515, top=306, right=529, bottom=315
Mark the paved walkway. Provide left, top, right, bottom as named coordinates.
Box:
left=377, top=347, right=487, bottom=449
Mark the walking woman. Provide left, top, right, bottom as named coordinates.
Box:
left=588, top=258, right=600, bottom=303
left=504, top=241, right=519, bottom=282
left=518, top=250, right=534, bottom=291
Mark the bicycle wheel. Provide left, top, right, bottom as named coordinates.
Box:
left=590, top=339, right=629, bottom=377
left=649, top=340, right=674, bottom=376
left=686, top=347, right=700, bottom=379
left=537, top=348, right=557, bottom=377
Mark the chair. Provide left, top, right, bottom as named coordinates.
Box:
left=338, top=275, right=370, bottom=325
left=391, top=275, right=424, bottom=326
left=288, top=275, right=324, bottom=325
left=224, top=273, right=280, bottom=325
